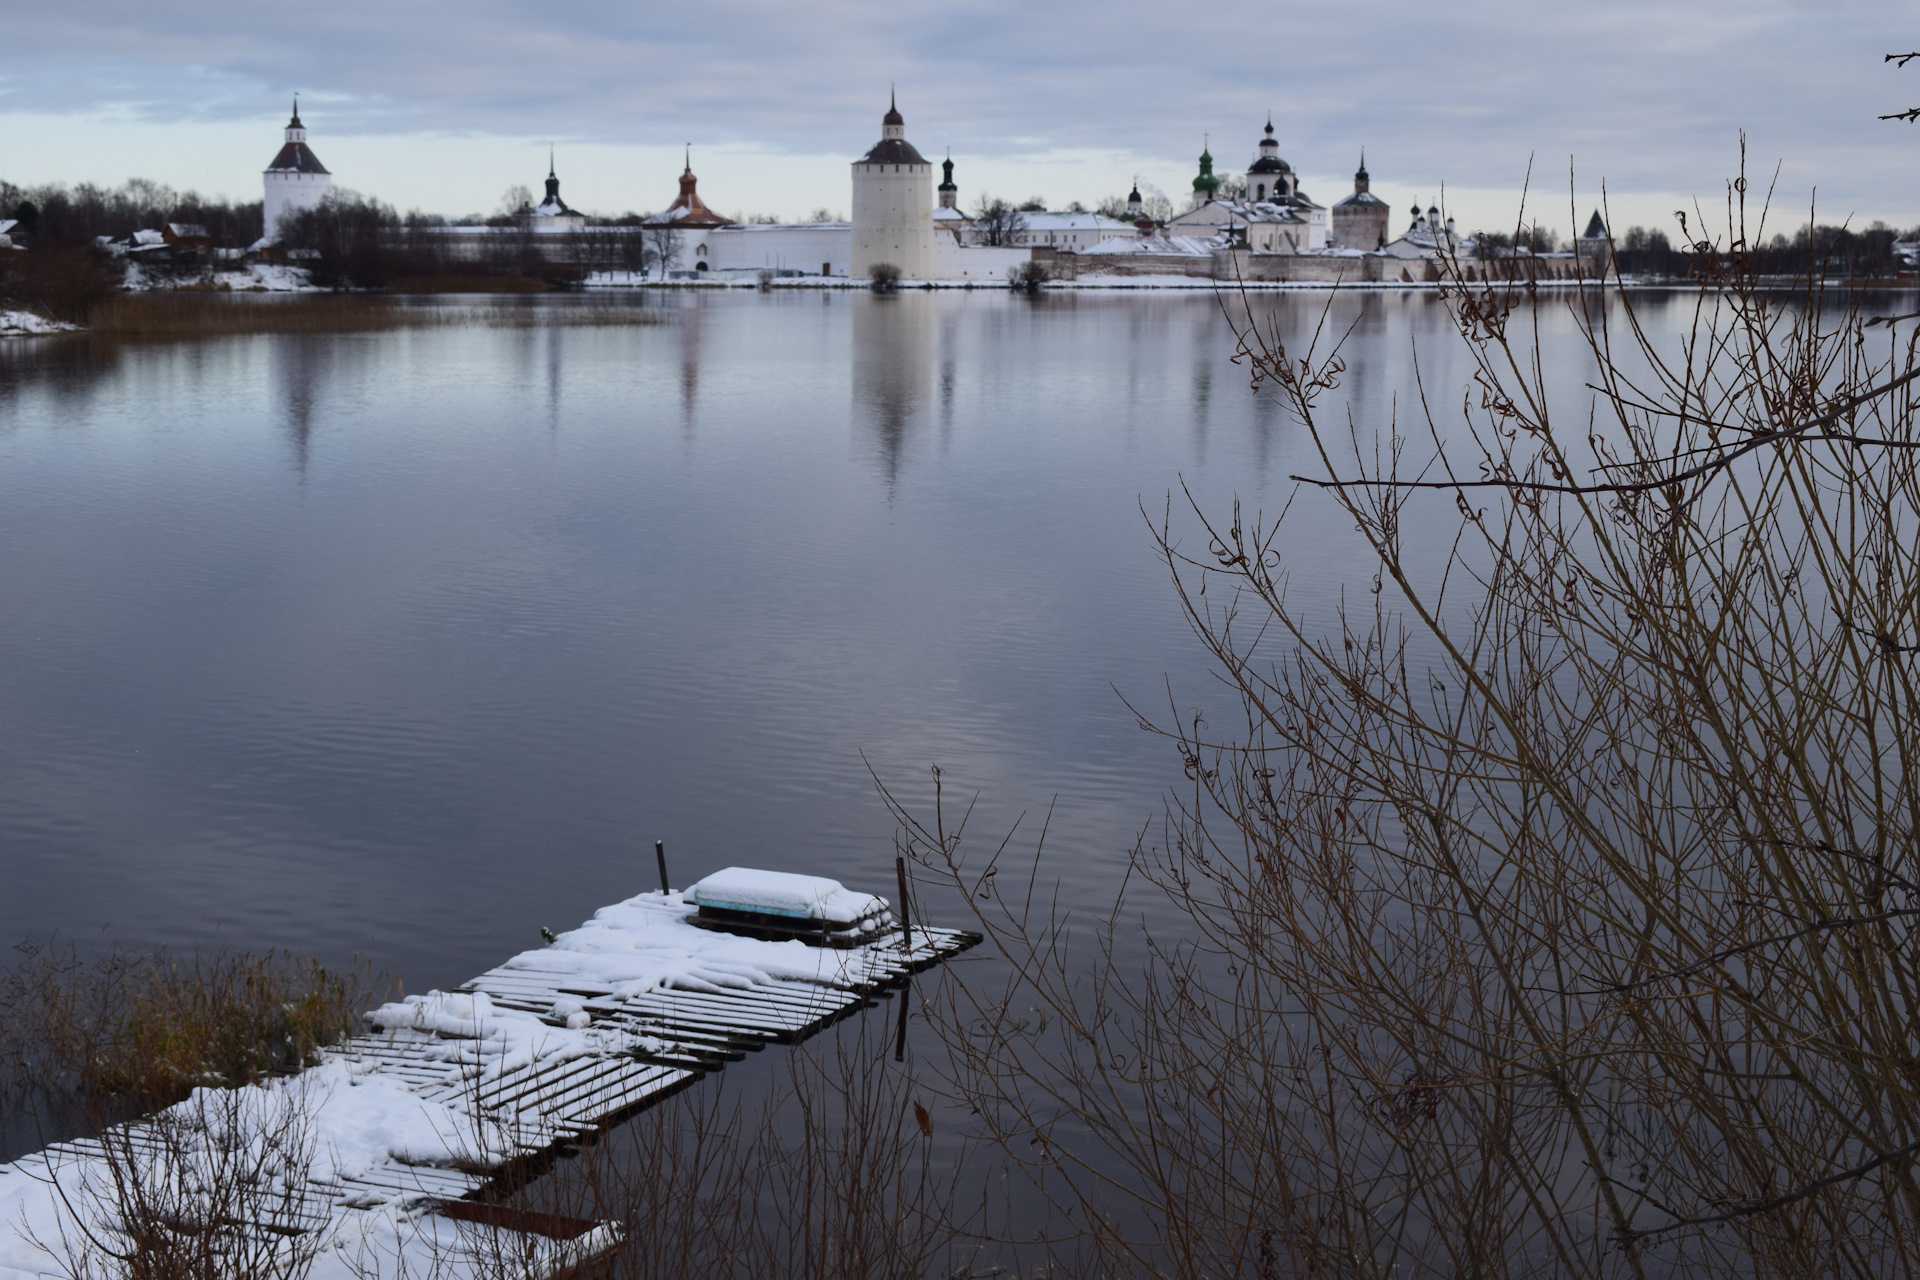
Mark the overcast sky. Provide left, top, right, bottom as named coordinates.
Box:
left=3, top=0, right=1917, bottom=239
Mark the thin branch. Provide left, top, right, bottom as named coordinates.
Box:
left=1616, top=1134, right=1920, bottom=1242
left=1836, top=614, right=1920, bottom=655
left=1579, top=907, right=1920, bottom=996
left=1290, top=364, right=1920, bottom=496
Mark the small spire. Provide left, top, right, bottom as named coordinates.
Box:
left=683, top=144, right=691, bottom=173
left=548, top=146, right=556, bottom=179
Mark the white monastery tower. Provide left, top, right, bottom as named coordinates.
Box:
left=851, top=92, right=934, bottom=281
left=263, top=99, right=332, bottom=238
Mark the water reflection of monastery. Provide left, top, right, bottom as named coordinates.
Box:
left=851, top=296, right=933, bottom=486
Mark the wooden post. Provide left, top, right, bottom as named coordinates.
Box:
left=894, top=977, right=912, bottom=1062
left=655, top=840, right=670, bottom=895
left=895, top=855, right=913, bottom=956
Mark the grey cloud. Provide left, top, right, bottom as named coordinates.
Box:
left=4, top=0, right=1919, bottom=216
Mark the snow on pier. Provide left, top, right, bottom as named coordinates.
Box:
left=0, top=871, right=978, bottom=1280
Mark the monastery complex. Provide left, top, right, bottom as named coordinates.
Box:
left=253, top=95, right=1614, bottom=285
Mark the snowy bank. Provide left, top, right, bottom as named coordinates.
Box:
left=0, top=310, right=82, bottom=336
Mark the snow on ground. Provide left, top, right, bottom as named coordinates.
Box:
left=0, top=1064, right=485, bottom=1280
left=121, top=261, right=316, bottom=293
left=0, top=881, right=889, bottom=1280
left=0, top=310, right=82, bottom=335
left=579, top=269, right=1469, bottom=292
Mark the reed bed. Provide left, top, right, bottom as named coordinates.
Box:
left=0, top=945, right=383, bottom=1144
left=86, top=294, right=663, bottom=337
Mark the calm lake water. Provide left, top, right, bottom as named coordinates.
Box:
left=0, top=288, right=1645, bottom=990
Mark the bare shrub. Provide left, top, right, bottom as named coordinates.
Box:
left=1008, top=261, right=1049, bottom=293
left=885, top=165, right=1920, bottom=1277
left=0, top=246, right=117, bottom=323
left=419, top=1005, right=970, bottom=1280
left=867, top=262, right=902, bottom=293
left=30, top=1084, right=325, bottom=1280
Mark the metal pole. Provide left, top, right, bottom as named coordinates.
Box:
left=655, top=840, right=670, bottom=895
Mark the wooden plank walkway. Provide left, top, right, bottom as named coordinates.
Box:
left=0, top=884, right=980, bottom=1280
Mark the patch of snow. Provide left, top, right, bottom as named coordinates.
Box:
left=0, top=1064, right=488, bottom=1280
left=507, top=889, right=878, bottom=995
left=0, top=310, right=81, bottom=335
left=365, top=989, right=635, bottom=1083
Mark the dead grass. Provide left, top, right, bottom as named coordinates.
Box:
left=87, top=294, right=663, bottom=337
left=0, top=945, right=385, bottom=1128
left=384, top=276, right=555, bottom=294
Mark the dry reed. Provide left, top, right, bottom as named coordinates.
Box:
left=0, top=945, right=381, bottom=1140
left=85, top=294, right=663, bottom=337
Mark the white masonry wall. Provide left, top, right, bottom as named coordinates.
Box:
left=264, top=170, right=333, bottom=239
left=932, top=239, right=1031, bottom=281
left=851, top=161, right=934, bottom=281
left=705, top=223, right=852, bottom=276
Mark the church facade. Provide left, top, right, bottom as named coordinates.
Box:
left=1164, top=124, right=1329, bottom=253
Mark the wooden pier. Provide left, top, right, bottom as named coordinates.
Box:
left=0, top=872, right=979, bottom=1280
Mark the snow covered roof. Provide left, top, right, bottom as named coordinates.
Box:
left=1379, top=222, right=1461, bottom=257
left=0, top=220, right=14, bottom=236
left=1171, top=197, right=1321, bottom=231
left=1016, top=211, right=1133, bottom=232
left=932, top=206, right=970, bottom=222
left=709, top=221, right=852, bottom=234
left=166, top=223, right=210, bottom=239
left=1240, top=201, right=1310, bottom=224
left=1083, top=234, right=1218, bottom=257
left=132, top=228, right=167, bottom=245
left=1334, top=190, right=1390, bottom=208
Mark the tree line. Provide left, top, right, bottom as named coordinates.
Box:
left=1473, top=219, right=1920, bottom=278
left=2, top=179, right=264, bottom=250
